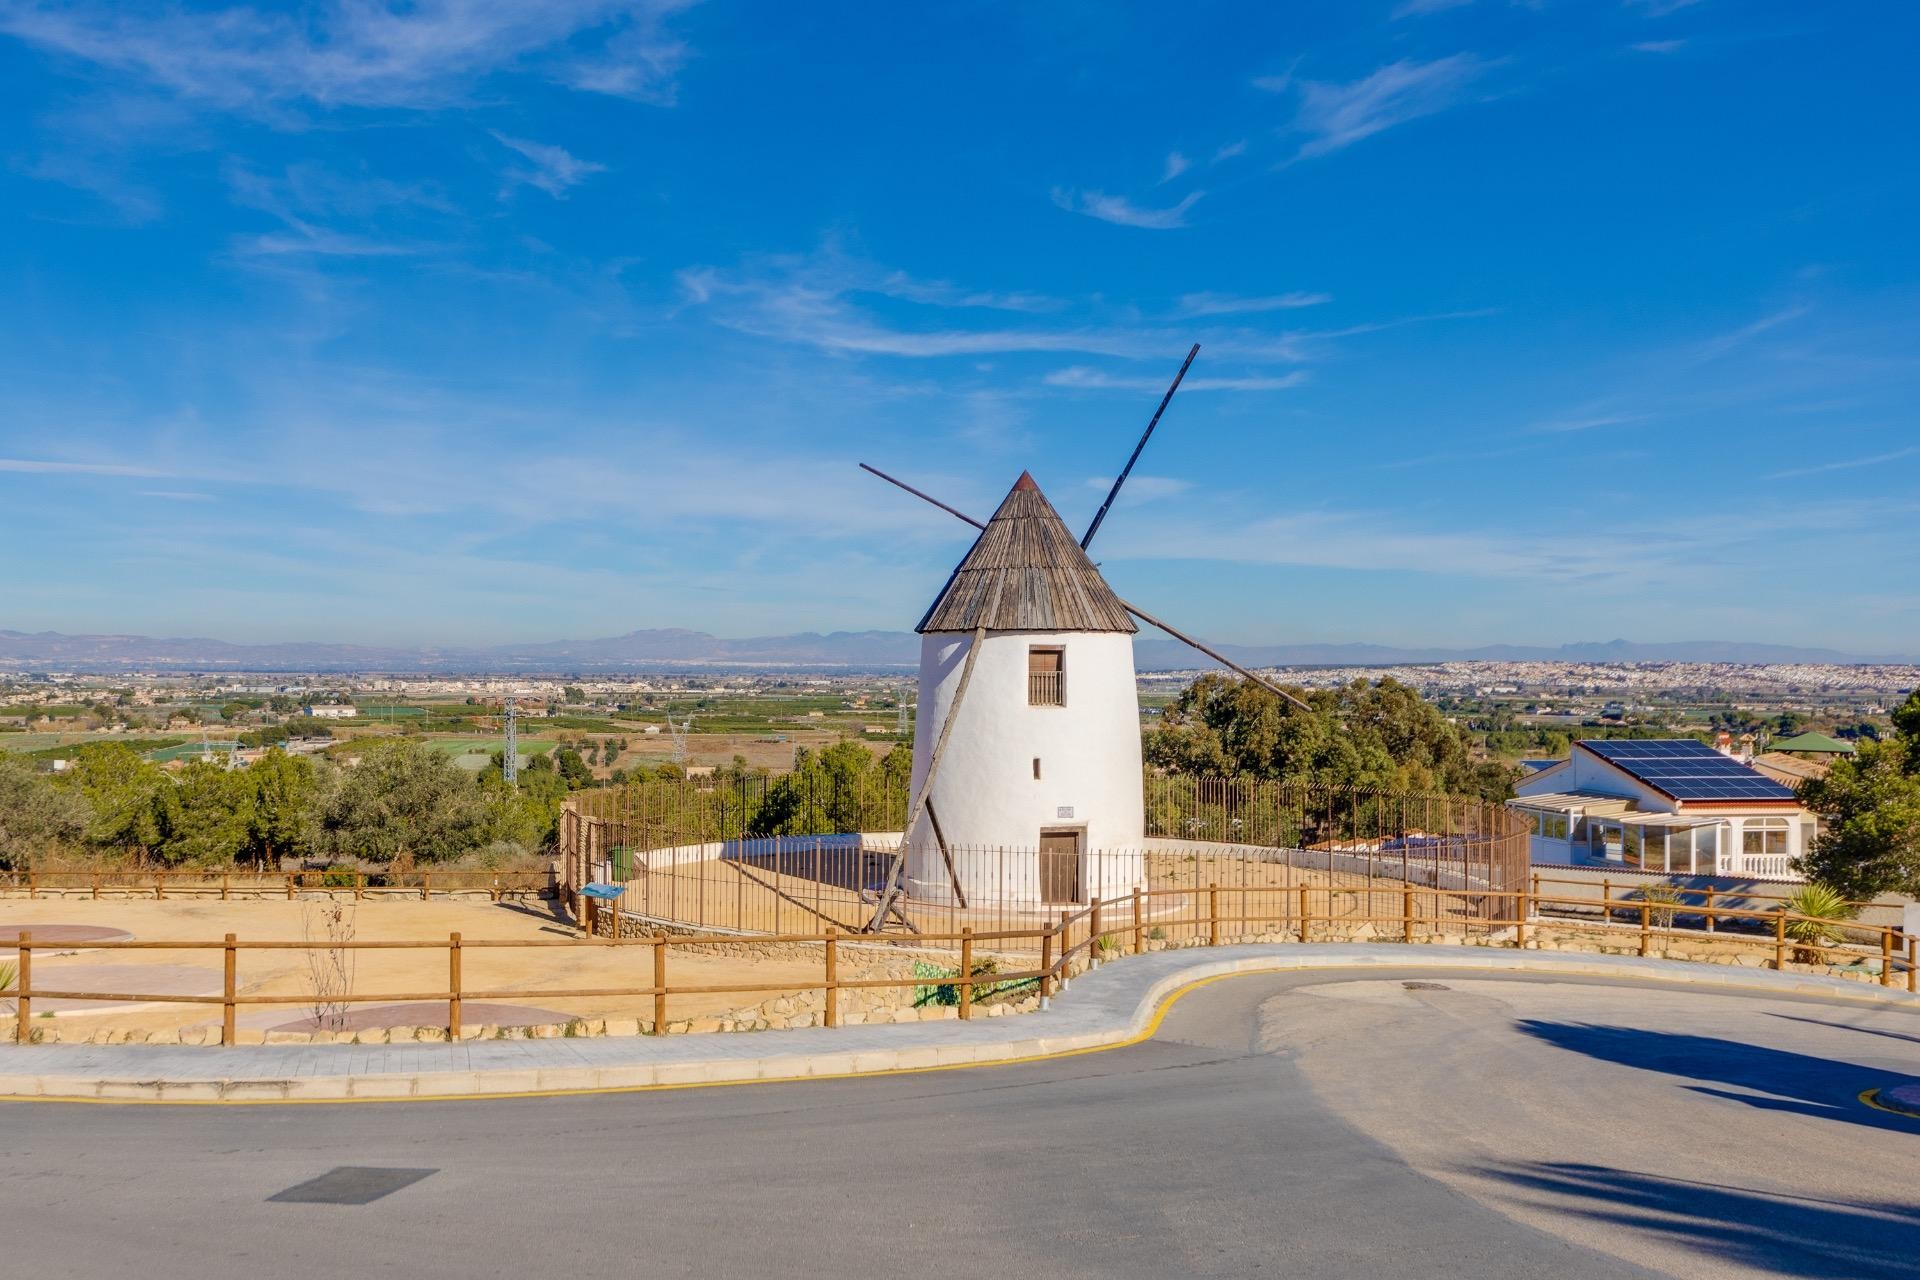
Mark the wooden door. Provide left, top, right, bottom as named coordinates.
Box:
left=1038, top=828, right=1082, bottom=904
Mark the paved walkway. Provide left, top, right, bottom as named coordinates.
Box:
left=2, top=944, right=1913, bottom=1102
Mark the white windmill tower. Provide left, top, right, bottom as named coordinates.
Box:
left=861, top=345, right=1312, bottom=922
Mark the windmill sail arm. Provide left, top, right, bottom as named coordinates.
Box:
left=859, top=463, right=986, bottom=529
left=1117, top=597, right=1313, bottom=713
left=1080, top=342, right=1199, bottom=551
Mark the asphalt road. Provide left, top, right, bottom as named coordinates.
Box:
left=3, top=968, right=1915, bottom=1279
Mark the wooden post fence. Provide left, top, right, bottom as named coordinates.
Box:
left=222, top=934, right=237, bottom=1046
left=652, top=933, right=669, bottom=1032
left=1131, top=886, right=1143, bottom=954
left=1208, top=883, right=1220, bottom=947
left=958, top=927, right=974, bottom=1020
left=824, top=929, right=839, bottom=1028
left=448, top=932, right=463, bottom=1039
left=1403, top=887, right=1414, bottom=941
left=1639, top=903, right=1651, bottom=957
left=1774, top=911, right=1787, bottom=970
left=15, top=930, right=29, bottom=1043
left=1298, top=884, right=1310, bottom=943
left=1039, top=920, right=1054, bottom=999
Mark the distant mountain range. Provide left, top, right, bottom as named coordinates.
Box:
left=0, top=629, right=1909, bottom=673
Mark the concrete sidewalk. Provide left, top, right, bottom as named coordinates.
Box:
left=2, top=944, right=1913, bottom=1103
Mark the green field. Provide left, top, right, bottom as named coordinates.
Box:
left=419, top=736, right=557, bottom=757
left=148, top=740, right=241, bottom=762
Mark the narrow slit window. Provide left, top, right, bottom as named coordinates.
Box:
left=1028, top=647, right=1064, bottom=706
left=1032, top=757, right=1042, bottom=780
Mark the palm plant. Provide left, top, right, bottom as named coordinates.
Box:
left=1781, top=883, right=1856, bottom=964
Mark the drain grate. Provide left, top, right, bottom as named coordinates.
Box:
left=1401, top=981, right=1450, bottom=991
left=268, top=1167, right=438, bottom=1205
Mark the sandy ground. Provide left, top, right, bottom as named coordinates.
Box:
left=0, top=897, right=827, bottom=1037
left=616, top=851, right=1457, bottom=941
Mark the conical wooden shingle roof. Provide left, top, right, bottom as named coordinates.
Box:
left=917, top=472, right=1137, bottom=634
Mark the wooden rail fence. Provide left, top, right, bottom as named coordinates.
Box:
left=1, top=869, right=549, bottom=902
left=6, top=887, right=1912, bottom=1047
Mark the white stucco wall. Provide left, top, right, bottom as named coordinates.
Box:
left=906, top=630, right=1145, bottom=904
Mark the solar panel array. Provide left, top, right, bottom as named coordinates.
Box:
left=1577, top=739, right=1797, bottom=801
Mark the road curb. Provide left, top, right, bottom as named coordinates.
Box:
left=1, top=944, right=1914, bottom=1104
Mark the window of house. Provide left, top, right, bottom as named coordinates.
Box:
left=1028, top=646, right=1064, bottom=706
left=1742, top=818, right=1789, bottom=857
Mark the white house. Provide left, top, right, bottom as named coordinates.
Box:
left=904, top=472, right=1145, bottom=907
left=1510, top=738, right=1816, bottom=879
left=301, top=704, right=359, bottom=720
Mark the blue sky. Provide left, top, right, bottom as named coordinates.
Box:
left=2, top=1, right=1916, bottom=654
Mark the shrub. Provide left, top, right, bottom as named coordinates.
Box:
left=1631, top=883, right=1685, bottom=930
left=1781, top=883, right=1857, bottom=963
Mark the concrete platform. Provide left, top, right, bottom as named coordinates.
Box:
left=2, top=943, right=1913, bottom=1103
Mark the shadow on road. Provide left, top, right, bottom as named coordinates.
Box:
left=1479, top=1160, right=1920, bottom=1279
left=1513, top=1020, right=1920, bottom=1133
left=1764, top=1012, right=1920, bottom=1048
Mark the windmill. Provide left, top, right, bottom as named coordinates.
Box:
left=859, top=344, right=1310, bottom=931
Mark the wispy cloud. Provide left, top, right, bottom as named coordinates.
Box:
left=1177, top=291, right=1332, bottom=317
left=1391, top=0, right=1475, bottom=18
left=677, top=251, right=1320, bottom=363
left=1082, top=475, right=1192, bottom=503
left=1632, top=39, right=1687, bottom=54
left=492, top=132, right=608, bottom=198
left=222, top=161, right=445, bottom=257
left=1211, top=140, right=1247, bottom=163
left=0, top=457, right=170, bottom=477
left=1161, top=151, right=1191, bottom=183
left=138, top=490, right=215, bottom=502
left=1692, top=305, right=1810, bottom=361
left=1287, top=54, right=1493, bottom=158
left=1769, top=446, right=1920, bottom=480
left=1052, top=187, right=1203, bottom=230
left=0, top=1, right=699, bottom=113
left=1048, top=367, right=1307, bottom=393
left=1527, top=412, right=1644, bottom=434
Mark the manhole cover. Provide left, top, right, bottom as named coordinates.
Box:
left=268, top=1167, right=437, bottom=1205
left=1402, top=981, right=1450, bottom=991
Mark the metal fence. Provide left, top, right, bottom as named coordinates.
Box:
left=559, top=774, right=1531, bottom=943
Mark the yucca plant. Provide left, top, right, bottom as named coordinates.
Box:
left=1631, top=883, right=1685, bottom=930
left=0, top=960, right=14, bottom=994
left=1781, top=883, right=1856, bottom=964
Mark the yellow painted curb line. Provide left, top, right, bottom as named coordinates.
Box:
left=3, top=957, right=1914, bottom=1109
left=0, top=970, right=1244, bottom=1109
left=1860, top=1088, right=1920, bottom=1120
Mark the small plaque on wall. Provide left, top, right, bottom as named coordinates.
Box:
left=1056, top=806, right=1075, bottom=820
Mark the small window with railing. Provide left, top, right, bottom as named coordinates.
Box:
left=1028, top=646, right=1065, bottom=706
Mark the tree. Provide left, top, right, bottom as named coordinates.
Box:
left=555, top=747, right=595, bottom=790
left=0, top=755, right=89, bottom=869
left=1145, top=674, right=1515, bottom=799
left=1892, top=688, right=1920, bottom=765
left=562, top=685, right=586, bottom=704
left=57, top=742, right=170, bottom=860
left=1797, top=728, right=1920, bottom=900
left=241, top=748, right=326, bottom=866
left=321, top=740, right=488, bottom=864
left=157, top=761, right=254, bottom=867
